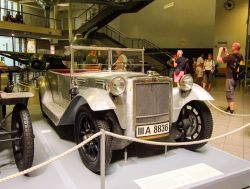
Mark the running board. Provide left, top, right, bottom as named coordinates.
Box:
left=42, top=101, right=65, bottom=126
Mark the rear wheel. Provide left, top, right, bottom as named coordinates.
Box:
left=11, top=105, right=34, bottom=171
left=74, top=106, right=112, bottom=173
left=176, top=101, right=213, bottom=150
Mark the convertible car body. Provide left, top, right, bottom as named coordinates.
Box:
left=37, top=46, right=214, bottom=173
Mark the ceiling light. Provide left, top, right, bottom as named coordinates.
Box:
left=163, top=2, right=174, bottom=10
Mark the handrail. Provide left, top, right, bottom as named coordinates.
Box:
left=0, top=7, right=60, bottom=22
left=0, top=7, right=61, bottom=29
left=73, top=0, right=132, bottom=30
left=73, top=5, right=107, bottom=30
left=74, top=4, right=97, bottom=19
left=106, top=25, right=127, bottom=38
left=104, top=25, right=172, bottom=58
left=73, top=0, right=131, bottom=19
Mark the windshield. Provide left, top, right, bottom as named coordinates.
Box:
left=65, top=45, right=145, bottom=74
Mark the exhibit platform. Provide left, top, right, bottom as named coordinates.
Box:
left=0, top=118, right=250, bottom=189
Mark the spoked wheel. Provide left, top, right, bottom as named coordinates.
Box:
left=176, top=101, right=213, bottom=150
left=74, top=106, right=112, bottom=173
left=11, top=104, right=34, bottom=171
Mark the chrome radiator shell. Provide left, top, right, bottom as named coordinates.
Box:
left=124, top=76, right=172, bottom=138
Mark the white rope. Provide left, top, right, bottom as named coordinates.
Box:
left=1, top=120, right=250, bottom=184
left=104, top=121, right=250, bottom=146
left=207, top=100, right=250, bottom=117
left=0, top=132, right=102, bottom=184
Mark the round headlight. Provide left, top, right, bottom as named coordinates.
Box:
left=109, top=76, right=126, bottom=96
left=179, top=74, right=193, bottom=91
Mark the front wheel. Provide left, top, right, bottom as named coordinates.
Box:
left=11, top=104, right=34, bottom=171
left=176, top=101, right=213, bottom=150
left=74, top=106, right=112, bottom=173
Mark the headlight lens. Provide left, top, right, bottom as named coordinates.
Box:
left=179, top=74, right=193, bottom=91
left=109, top=76, right=126, bottom=96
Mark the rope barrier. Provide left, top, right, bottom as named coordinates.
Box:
left=1, top=120, right=250, bottom=184
left=104, top=121, right=250, bottom=146
left=207, top=100, right=250, bottom=117
left=0, top=132, right=102, bottom=184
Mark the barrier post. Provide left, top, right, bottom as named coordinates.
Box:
left=164, top=146, right=168, bottom=156
left=124, top=147, right=128, bottom=163
left=100, top=130, right=106, bottom=189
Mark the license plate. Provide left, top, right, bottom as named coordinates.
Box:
left=136, top=122, right=169, bottom=137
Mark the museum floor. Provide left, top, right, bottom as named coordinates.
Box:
left=208, top=78, right=250, bottom=160
left=0, top=75, right=250, bottom=188
left=22, top=76, right=250, bottom=161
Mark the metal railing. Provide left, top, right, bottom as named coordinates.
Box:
left=0, top=7, right=61, bottom=30
left=72, top=0, right=132, bottom=30
left=103, top=25, right=172, bottom=63
left=73, top=5, right=106, bottom=30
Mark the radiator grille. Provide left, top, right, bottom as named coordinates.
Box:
left=135, top=82, right=170, bottom=125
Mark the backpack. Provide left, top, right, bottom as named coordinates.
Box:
left=230, top=54, right=241, bottom=80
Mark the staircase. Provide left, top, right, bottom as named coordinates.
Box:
left=73, top=0, right=153, bottom=36
left=90, top=25, right=172, bottom=72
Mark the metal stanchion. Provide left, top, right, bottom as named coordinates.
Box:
left=100, top=130, right=106, bottom=189
left=164, top=146, right=168, bottom=156
left=124, top=147, right=128, bottom=163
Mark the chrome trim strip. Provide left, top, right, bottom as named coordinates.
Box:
left=136, top=112, right=169, bottom=119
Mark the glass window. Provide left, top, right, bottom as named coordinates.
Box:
left=27, top=39, right=36, bottom=53
left=0, top=0, right=6, bottom=21
left=0, top=36, right=25, bottom=66
left=0, top=36, right=13, bottom=66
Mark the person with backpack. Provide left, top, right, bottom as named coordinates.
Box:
left=217, top=42, right=243, bottom=114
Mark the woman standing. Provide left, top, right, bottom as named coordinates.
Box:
left=203, top=53, right=215, bottom=91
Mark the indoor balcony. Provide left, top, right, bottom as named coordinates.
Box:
left=0, top=7, right=62, bottom=38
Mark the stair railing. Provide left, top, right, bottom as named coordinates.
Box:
left=73, top=0, right=132, bottom=30
left=73, top=5, right=106, bottom=30
left=103, top=25, right=172, bottom=62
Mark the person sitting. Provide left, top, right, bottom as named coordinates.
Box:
left=4, top=11, right=14, bottom=22
left=86, top=49, right=98, bottom=65
left=113, top=50, right=128, bottom=71
left=15, top=11, right=24, bottom=24
left=84, top=47, right=100, bottom=70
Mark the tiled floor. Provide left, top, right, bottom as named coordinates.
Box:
left=208, top=77, right=250, bottom=160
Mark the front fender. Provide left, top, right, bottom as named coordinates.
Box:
left=58, top=88, right=116, bottom=125
left=172, top=84, right=214, bottom=122
left=78, top=88, right=116, bottom=111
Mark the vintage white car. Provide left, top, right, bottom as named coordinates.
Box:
left=38, top=46, right=213, bottom=173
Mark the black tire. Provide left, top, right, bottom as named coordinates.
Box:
left=74, top=105, right=112, bottom=173
left=11, top=104, right=34, bottom=171
left=176, top=101, right=213, bottom=150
